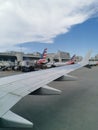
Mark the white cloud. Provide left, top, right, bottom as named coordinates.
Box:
left=0, top=0, right=98, bottom=51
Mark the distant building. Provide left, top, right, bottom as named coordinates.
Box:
left=0, top=50, right=84, bottom=65
left=47, top=50, right=70, bottom=62
left=95, top=54, right=98, bottom=60
left=75, top=56, right=83, bottom=62
left=0, top=51, right=17, bottom=62
left=0, top=51, right=40, bottom=63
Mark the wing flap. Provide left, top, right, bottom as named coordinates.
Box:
left=1, top=110, right=33, bottom=128
left=32, top=85, right=61, bottom=95
left=55, top=74, right=77, bottom=81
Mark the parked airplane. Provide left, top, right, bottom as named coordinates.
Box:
left=65, top=54, right=76, bottom=65
left=47, top=54, right=76, bottom=67
left=0, top=51, right=91, bottom=128
left=19, top=48, right=48, bottom=72
left=37, top=48, right=47, bottom=65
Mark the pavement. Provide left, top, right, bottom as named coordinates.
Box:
left=0, top=70, right=23, bottom=78
left=0, top=66, right=98, bottom=130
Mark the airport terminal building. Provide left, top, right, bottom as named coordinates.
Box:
left=0, top=51, right=40, bottom=62
left=47, top=50, right=70, bottom=62
left=0, top=51, right=71, bottom=63
left=0, top=50, right=82, bottom=69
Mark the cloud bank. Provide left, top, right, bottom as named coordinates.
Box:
left=0, top=0, right=98, bottom=51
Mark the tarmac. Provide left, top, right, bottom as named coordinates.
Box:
left=0, top=66, right=98, bottom=130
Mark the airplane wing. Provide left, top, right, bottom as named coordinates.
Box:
left=0, top=51, right=91, bottom=128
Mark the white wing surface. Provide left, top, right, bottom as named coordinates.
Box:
left=0, top=51, right=91, bottom=128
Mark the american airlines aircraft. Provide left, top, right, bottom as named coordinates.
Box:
left=37, top=48, right=48, bottom=65
left=47, top=54, right=76, bottom=67
left=65, top=54, right=76, bottom=65
left=0, top=51, right=91, bottom=128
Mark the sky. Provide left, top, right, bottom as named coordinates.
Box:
left=0, top=0, right=98, bottom=57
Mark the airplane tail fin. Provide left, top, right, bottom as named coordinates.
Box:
left=41, top=48, right=47, bottom=59
left=65, top=54, right=76, bottom=65
left=37, top=48, right=47, bottom=64
left=70, top=54, right=76, bottom=61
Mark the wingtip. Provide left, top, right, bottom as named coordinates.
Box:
left=79, top=50, right=92, bottom=66
left=1, top=111, right=33, bottom=128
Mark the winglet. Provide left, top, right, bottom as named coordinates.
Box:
left=79, top=50, right=92, bottom=66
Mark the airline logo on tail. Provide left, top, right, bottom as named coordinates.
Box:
left=37, top=48, right=47, bottom=64
left=71, top=54, right=76, bottom=61
left=41, top=48, right=47, bottom=59
left=66, top=54, right=76, bottom=65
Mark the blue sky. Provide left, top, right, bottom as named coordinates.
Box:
left=20, top=17, right=98, bottom=57
left=0, top=0, right=98, bottom=57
